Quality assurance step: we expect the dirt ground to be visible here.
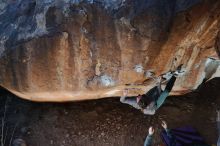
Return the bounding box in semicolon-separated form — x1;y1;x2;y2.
0;78;220;146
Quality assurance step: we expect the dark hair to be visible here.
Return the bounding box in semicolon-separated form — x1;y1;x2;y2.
137;94;152;109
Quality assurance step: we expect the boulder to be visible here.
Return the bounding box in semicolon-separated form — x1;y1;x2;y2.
0;0;220;101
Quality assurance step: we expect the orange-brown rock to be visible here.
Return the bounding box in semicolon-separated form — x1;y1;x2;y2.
0;0;220;101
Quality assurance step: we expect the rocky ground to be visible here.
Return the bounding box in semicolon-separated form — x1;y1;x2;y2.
0;78;220;146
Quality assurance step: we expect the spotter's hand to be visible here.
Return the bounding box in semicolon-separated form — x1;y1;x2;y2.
149;127;154;135
161;121;168;129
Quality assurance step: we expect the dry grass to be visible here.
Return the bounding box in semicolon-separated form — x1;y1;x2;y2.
0;97;17;146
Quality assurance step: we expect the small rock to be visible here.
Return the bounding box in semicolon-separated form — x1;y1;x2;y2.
101;132;105;136
20;127;28;134
12;139;27;146
65;134;70;138
64;109;68;115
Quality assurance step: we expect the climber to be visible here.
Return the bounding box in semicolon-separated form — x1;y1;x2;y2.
144;121;175;146
120;65;184;115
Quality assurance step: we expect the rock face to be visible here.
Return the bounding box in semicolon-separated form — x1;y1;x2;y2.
0;0;220;101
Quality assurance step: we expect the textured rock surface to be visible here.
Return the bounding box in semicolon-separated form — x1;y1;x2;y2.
0;0;220;101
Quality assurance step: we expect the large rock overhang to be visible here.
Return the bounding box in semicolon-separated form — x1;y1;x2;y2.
0;0;220;101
